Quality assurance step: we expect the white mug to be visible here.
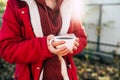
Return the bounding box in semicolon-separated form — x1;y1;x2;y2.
50;34;76;51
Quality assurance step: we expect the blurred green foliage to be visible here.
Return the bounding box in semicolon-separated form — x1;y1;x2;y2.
0;0;5;14
0;59;15;80
0;0;6;25
0;1;15;80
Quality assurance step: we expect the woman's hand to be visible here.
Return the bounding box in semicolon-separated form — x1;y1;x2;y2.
62;34;80;54
47;35;71;56
71;37;79;53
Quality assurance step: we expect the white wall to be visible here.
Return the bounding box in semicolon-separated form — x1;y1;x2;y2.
100;5;120;53
86;0;120;4
84;0;120;54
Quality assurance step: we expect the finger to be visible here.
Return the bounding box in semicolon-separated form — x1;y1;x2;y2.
52;41;65;47
70;50;73;54
74;41;79;47
52;46;66;55
58;48;70;56
73;46;78;51
53;46;69;55
61;52;70;56
47;35;55;41
76;37;79;42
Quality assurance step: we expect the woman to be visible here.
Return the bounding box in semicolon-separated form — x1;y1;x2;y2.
0;0;87;80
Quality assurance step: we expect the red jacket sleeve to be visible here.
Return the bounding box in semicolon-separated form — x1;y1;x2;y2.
68;20;87;56
0;0;53;64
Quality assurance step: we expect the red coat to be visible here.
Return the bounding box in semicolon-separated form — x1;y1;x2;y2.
0;0;87;80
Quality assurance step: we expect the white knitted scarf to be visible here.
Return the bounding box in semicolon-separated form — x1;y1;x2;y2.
21;0;72;80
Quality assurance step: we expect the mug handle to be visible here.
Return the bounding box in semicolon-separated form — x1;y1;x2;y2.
71;34;76;39
49;39;55;51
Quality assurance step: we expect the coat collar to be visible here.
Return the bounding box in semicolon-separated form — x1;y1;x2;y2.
21;0;72;36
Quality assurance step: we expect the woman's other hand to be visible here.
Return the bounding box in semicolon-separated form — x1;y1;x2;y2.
70;37;79;53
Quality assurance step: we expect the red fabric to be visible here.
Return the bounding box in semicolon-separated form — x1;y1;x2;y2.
36;0;62;36
43;56;63;80
0;0;87;80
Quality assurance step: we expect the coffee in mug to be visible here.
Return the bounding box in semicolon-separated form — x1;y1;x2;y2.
50;34;76;51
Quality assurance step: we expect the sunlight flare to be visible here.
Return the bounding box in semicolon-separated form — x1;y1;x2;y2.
71;0;86;21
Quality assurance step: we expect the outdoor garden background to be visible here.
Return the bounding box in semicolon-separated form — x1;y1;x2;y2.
0;0;120;80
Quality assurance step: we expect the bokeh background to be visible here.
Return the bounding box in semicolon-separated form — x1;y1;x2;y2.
0;0;120;80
